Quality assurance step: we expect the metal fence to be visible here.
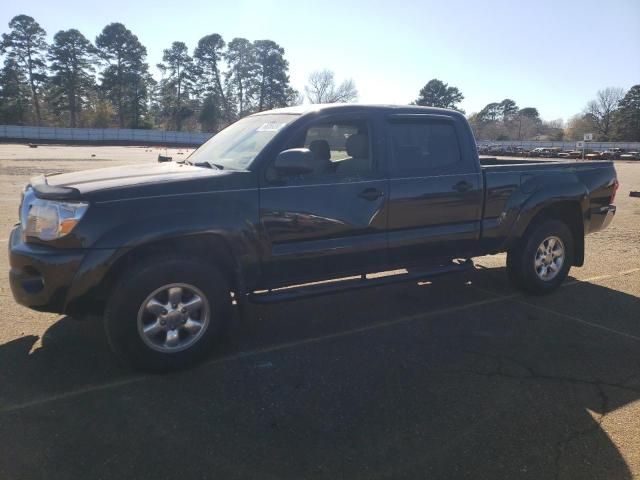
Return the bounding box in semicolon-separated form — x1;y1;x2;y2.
0;125;213;146
477;139;640;151
2;124;639;151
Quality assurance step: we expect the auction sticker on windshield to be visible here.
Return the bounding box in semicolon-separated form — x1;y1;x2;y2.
256;122;287;132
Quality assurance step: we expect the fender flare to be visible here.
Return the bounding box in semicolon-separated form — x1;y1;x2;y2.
64;223;262;312
503;181;589;251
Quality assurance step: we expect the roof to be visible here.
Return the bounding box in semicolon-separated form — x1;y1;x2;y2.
252;103;464;118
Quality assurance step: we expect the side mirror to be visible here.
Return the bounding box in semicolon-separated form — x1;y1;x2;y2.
274;148;315;175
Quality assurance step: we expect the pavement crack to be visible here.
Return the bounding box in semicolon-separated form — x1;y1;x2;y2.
439;350;633;480
427;349;640;395
462;349;537;378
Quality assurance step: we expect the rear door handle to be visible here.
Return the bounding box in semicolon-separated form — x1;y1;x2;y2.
358;188;384;201
453;181;473;192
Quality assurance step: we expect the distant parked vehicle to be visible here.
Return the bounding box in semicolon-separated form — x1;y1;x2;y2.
528;147;548;157
478;144;494;155
511;147;525;156
527;147;562;158
558;150;582;159
541;147;562;158
490;145;525;157
620;151;640;160
488;145;513;156
601;149;625;160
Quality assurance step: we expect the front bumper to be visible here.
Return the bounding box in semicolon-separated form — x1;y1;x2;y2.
8;226;85;313
589;204;616;233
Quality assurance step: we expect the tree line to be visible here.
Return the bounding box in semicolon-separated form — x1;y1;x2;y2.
413;78;640;142
1;14;638;141
0;15;306;132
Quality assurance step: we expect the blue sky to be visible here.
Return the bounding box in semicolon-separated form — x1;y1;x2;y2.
2;0;639;121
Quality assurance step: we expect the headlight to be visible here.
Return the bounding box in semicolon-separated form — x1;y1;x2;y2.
21;194;89;241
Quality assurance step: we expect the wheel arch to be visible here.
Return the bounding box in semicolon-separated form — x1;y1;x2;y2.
65;232;249;316
509;200;585;267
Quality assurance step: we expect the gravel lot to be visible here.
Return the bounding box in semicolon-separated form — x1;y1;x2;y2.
0;144;639;480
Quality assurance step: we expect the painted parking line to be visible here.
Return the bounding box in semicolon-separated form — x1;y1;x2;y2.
470;268;640;342
0;376;147;415
562;268;640;286
472;265;640;292
0;293;514;414
514;298;640;342
1;267;638;414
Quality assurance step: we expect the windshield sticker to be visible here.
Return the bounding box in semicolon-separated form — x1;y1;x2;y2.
257;122;286;132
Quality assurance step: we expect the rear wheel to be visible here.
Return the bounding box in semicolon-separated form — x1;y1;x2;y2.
506;219;574;294
104;255;232;372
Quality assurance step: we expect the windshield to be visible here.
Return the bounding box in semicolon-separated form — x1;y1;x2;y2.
187;114;299;170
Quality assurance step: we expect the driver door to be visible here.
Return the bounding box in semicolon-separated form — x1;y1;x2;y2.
259;114;389;287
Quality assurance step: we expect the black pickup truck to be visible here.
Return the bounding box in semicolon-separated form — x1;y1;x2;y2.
9;104;618;371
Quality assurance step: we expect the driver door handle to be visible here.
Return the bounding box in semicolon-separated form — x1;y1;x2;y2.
358;187;384;201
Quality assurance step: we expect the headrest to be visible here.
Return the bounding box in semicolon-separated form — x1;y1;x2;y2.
346;134;369;158
308;139;331;161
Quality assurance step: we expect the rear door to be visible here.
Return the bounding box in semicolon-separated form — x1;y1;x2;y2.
386;114;483;265
259;113;388;286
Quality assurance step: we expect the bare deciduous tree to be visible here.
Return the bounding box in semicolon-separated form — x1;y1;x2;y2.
565;113;598;141
586;87;625;140
305;69;358;104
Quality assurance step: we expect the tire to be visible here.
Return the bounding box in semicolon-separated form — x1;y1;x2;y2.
506;218;574;295
104;255;232;372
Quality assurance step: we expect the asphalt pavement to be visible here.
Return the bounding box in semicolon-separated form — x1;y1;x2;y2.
0;146;638;479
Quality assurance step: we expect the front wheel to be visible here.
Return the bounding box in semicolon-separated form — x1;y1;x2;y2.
104;255;232;372
506;219;574;294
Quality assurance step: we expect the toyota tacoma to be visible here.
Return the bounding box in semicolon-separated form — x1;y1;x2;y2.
9;104;618;371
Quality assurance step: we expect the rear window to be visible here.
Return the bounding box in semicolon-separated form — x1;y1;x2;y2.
389;121;462;175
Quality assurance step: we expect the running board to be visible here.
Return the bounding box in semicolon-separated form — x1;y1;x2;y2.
248;260;474;304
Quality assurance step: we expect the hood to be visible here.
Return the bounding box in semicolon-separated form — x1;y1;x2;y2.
45;162;227;193
30;162;242;200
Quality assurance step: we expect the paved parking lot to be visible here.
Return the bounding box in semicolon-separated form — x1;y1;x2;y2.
0;145;639;479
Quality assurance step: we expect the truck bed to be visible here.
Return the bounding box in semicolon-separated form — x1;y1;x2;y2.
477;156;617;255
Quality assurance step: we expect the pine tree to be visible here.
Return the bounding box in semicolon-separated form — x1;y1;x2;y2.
414;79;464;112
0;57;31;124
47;29;96;127
193;33;229;129
613;85;640;141
1;15;48;124
96;23;151;128
224;38;257;117
157;41;195;130
253;40;293;111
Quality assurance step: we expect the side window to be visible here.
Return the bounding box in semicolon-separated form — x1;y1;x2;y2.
389;121;462;175
267;119;373;183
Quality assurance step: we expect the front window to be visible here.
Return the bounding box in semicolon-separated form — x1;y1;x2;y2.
265;118;373;183
188;114;298;170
